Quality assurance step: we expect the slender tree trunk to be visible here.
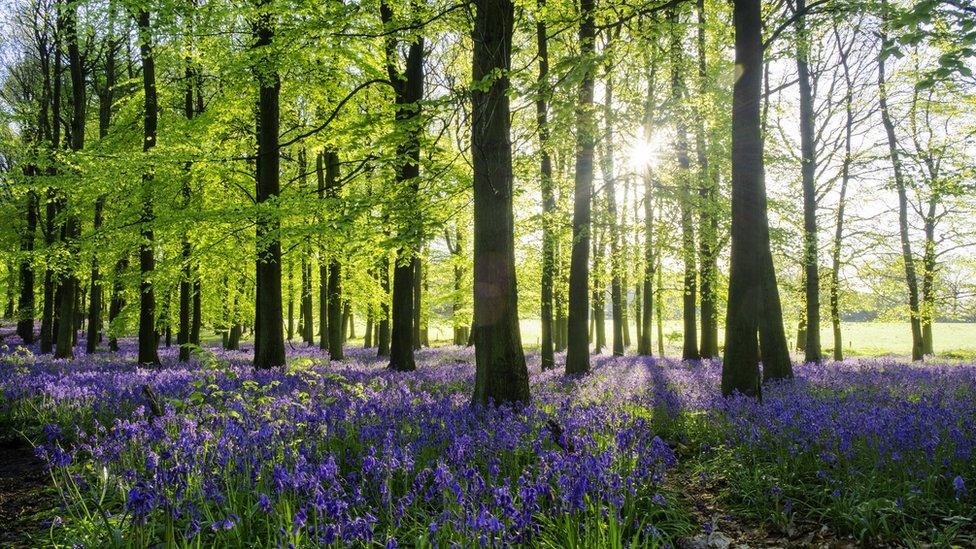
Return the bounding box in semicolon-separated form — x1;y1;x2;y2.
135;8;160;365
565;0;596;375
921;198;937;355
383;2;423;372
86;32;117;354
602;39;624;357
17;191;38;344
878;0;923;361
364;299;374;348
695;0;719;358
412;256;422;349
669;8;699;361
178;56;196;362
322;148;344;360
286;257;294;340
252;1;286;369
56;0;85;359
86;198;104;353
377;255;391;356
315;151;329;351
536;1;556;369
638;40;658;357
471;0;529;406
108;257;127;351
795;0;821;363
722;0;793;396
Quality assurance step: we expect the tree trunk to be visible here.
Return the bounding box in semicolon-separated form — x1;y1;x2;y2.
316;151;329;351
828;23;852;361
252;1;286;369
86;198;104;353
921;199;937;355
287;257;294;340
377;255;391;356
471;0;530;406
722;0;793;397
564;0;595;374
108;258;127;352
17;191;38;344
383;2;423;372
795;0;821;363
638;38;658;357
56;0;86;360
695;0;719;358
364;302;374;348
178;46;197;362
536;0;556;369
136;8;160;365
670;8;699;361
602;38;624;357
878;0;923;361
412;256;422;350
324;149;344;360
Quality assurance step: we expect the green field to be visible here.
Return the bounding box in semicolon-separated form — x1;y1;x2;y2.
416;320;976;359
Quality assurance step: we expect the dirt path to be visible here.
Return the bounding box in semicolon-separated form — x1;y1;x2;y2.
670;461;859;549
0;438;55;547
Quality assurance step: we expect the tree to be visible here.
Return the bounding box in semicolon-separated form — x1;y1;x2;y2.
471;0;530;406
535;0;556;370
252;0;286;369
877;0;923;361
669;6;699;361
722;0;793;397
565;0;596;376
383;0;424;372
135;5;160;366
794;0;822;363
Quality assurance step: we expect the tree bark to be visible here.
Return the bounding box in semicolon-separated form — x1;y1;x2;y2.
638;34;658;357
795;0;821;363
877;0;923;361
695;0;719;358
178;52;196;362
602;30;624;357
377;255;391;355
565;0;596;375
471;0;530;406
722;0;793;397
56;0;85;359
252;0;286;369
536;0;556;369
16;190;38;344
383;1;423;372
323;149;344;360
669;7;700;361
135;8;160;365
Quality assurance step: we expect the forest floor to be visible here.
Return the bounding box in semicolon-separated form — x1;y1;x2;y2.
1;326;973;547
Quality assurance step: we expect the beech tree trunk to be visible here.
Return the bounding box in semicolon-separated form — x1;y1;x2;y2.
565;0;596;375
252;0;286;369
56;0;85;360
602;35;624;357
670;8;700;361
695;0;719;358
135;8;161;365
722;0;793;397
536;0;555;369
878;0;923;361
16;191;37;344
377;255;391;356
383;0;423;372
796;0;821;363
324;149;344;360
471;0;530;406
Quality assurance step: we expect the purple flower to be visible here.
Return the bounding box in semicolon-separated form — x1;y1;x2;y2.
953;475;966;499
